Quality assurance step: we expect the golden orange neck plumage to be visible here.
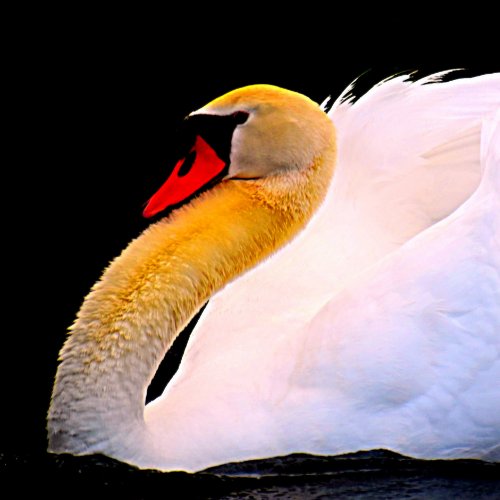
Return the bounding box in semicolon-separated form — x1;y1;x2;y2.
48;148;335;458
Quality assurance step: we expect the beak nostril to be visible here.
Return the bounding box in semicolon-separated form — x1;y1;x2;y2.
178;150;197;178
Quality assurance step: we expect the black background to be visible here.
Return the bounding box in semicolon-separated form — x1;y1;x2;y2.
5;9;499;461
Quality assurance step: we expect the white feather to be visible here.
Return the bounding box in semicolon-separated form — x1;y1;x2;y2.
143;74;500;470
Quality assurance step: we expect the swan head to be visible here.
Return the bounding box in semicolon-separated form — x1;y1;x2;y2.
144;84;335;218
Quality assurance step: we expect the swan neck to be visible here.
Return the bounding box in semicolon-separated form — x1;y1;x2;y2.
47;154;334;461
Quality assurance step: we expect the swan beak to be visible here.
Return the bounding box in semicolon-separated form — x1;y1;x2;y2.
143;135;226;218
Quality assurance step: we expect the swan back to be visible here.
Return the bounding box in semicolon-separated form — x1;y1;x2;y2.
153;73;500;468
296;106;500;460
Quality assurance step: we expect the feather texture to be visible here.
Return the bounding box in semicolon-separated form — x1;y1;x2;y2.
49;74;500;471
151;73;500;468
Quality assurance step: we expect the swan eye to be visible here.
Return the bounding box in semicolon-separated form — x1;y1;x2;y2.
232;111;249;125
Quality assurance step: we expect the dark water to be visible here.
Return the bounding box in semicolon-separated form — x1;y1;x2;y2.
2;450;499;499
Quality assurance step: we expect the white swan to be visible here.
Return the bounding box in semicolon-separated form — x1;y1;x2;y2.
48;73;500;472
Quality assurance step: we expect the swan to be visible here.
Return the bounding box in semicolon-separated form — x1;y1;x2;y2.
48;73;500;472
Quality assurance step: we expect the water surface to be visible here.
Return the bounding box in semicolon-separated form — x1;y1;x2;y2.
3;449;499;499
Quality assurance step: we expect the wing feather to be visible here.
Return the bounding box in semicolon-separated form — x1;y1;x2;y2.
298;109;500;457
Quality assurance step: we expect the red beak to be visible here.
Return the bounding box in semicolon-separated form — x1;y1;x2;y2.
143;135;226;218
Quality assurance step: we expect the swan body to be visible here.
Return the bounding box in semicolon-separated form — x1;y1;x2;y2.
49;74;500;471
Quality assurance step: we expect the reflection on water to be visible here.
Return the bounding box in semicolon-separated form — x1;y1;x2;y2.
3;450;500;499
